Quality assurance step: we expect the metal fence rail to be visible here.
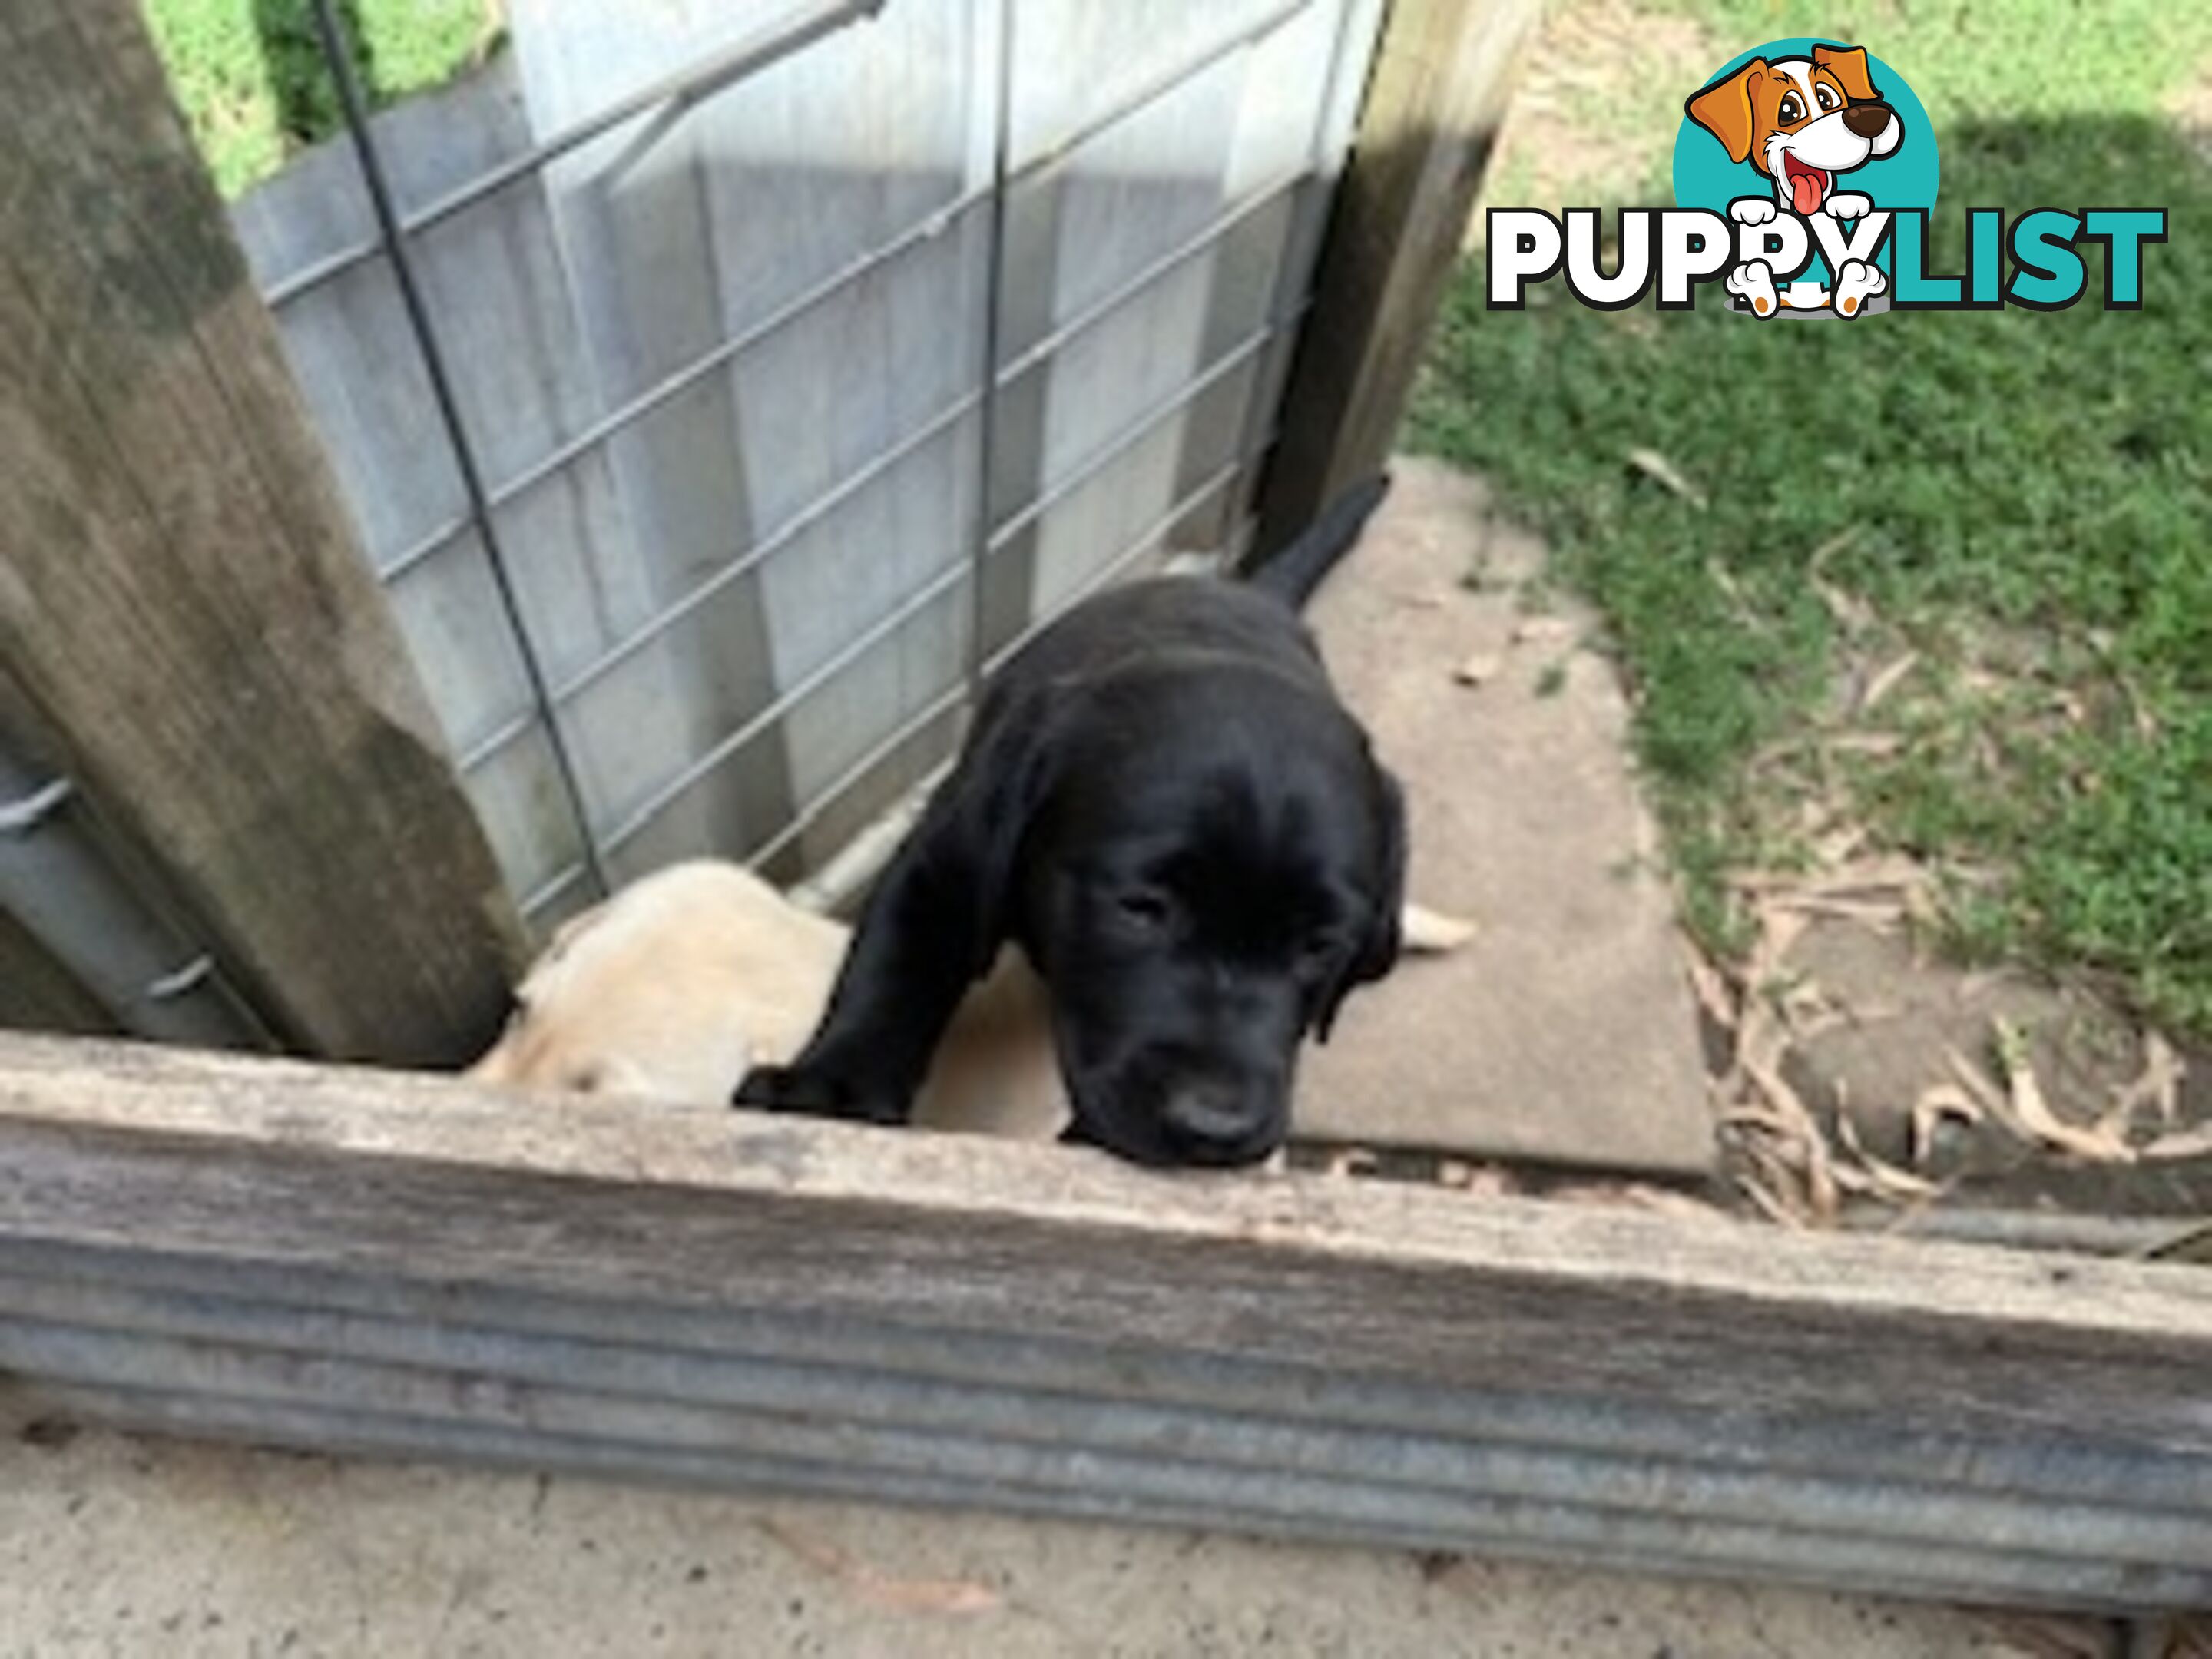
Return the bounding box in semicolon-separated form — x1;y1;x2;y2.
0;735;270;1049
264;0;888;310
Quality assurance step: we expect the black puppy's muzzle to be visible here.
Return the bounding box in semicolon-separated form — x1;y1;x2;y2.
1061;1043;1289;1167
1060;1109;1283;1168
1158;1075;1280;1163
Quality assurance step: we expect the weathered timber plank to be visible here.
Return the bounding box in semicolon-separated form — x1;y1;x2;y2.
0;0;525;1063
2;1033;2210;1609
0;1036;2207;1439
1250;0;1539;556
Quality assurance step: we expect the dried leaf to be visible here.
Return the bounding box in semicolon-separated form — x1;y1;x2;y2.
1625;446;1707;508
1733;1163;1806;1228
1763;892;1908;926
1682;946;1739;1031
1451;651;1504;687
1835;1112;1943;1199
1813;578;1874;634
1743;903;1810;984
1823;730;1905;758
2141;1127;2212;1161
1741;1052;1836;1220
1810;824;1870;867
757;1521;1002;1615
1739;856;1929;903
1510;616;1575;646
1857;651;1921;714
1704;555;1750;614
1943;1046;2012;1121
1824;1160;1879;1197
1719;1105;1796;1135
1733;997;1788;1082
1813;855;1934;896
1806;528;1860;573
1843;998;1906;1025
2101;1031;2187;1136
1993;1017;2134;1163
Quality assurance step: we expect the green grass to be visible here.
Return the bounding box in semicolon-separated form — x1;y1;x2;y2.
1677;0;2212;124
144;0;498;197
1415;5;2212;1035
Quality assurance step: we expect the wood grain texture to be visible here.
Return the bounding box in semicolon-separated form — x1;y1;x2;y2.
0;1033;2208;1609
0;0;527;1063
1250;0;1539;556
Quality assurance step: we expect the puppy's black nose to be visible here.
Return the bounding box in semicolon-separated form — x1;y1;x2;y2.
1160;1079;1280;1164
1842;101;1892;139
1161;1081;1250;1144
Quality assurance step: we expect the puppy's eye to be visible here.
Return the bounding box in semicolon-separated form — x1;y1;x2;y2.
1816;84;1839;111
1115;889;1173;933
1778;93;1803;124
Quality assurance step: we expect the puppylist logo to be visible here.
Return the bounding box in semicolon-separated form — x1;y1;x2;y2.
1488;39;2167;317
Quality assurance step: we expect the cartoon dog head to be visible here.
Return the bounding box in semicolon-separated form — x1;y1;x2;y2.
1686;45;1902;216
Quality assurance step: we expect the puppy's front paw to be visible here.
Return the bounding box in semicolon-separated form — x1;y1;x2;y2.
1725;259;1779;316
1728;197;1777;227
733;1061;903;1124
1826;192;1873;220
1833;258;1887;316
737;1061;827;1112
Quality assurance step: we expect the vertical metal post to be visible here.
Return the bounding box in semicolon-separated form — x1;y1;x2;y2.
964;0;1017;704
306;0;611;901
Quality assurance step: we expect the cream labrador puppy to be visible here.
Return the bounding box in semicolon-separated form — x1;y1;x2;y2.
469;859;1472;1143
469;860;1065;1138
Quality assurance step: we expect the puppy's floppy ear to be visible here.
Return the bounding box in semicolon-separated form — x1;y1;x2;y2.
1315;767;1407;1043
1811;43;1877;102
926;681;1062;979
1685;59;1766;165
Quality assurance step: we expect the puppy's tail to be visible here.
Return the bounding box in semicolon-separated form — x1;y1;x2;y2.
1240;471;1392;611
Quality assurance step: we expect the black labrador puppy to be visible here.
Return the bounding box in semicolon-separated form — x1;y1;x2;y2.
736;478;1401;1166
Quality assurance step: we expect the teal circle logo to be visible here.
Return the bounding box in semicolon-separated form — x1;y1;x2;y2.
1673;40;1937;316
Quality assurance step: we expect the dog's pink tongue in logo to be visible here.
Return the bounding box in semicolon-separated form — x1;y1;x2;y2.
1783;155;1827;215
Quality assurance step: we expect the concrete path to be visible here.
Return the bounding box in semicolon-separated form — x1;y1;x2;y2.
0;1393;2068;1658
1299;459;1714;1174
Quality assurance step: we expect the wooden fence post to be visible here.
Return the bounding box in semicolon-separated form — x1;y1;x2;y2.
0;0;527;1065
1252;0;1538;557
